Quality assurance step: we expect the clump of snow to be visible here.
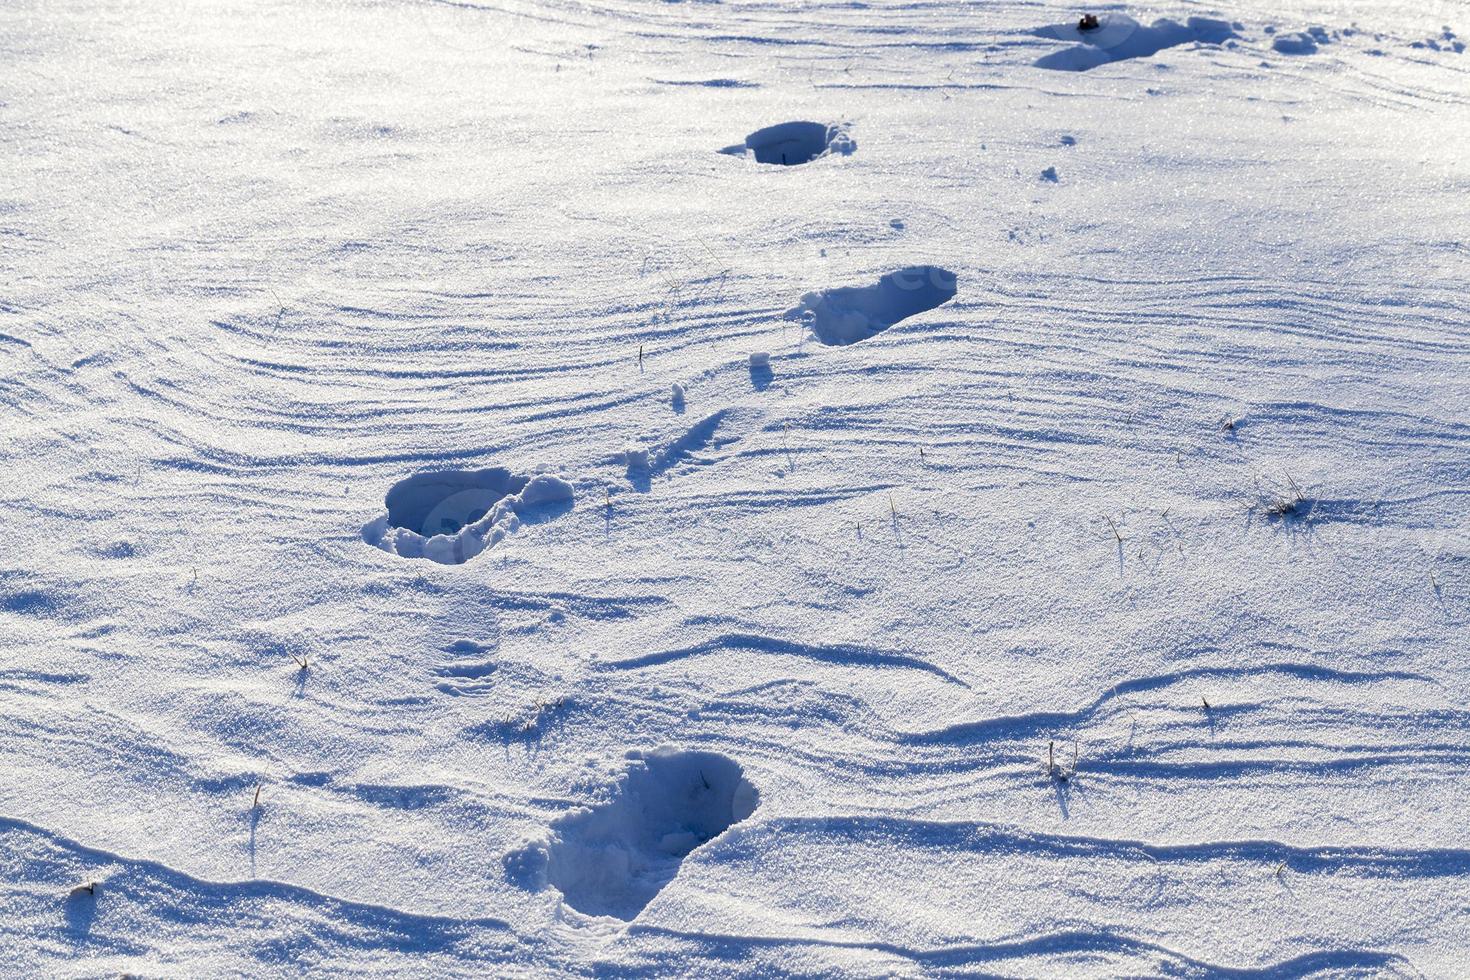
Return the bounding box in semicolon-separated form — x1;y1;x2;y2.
786;266;958;346
720;121;855;165
1033;14;1236;71
1273;27;1332;54
361;468;573;565
1409;27;1464;52
670;382;686;407
506;747;759;920
748;351;770;368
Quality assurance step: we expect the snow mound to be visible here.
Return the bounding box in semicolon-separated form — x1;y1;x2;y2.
361;467;573;565
506;748;759;920
720;121;855;166
1033;14;1236;71
1273;27;1332;55
786;265;958;346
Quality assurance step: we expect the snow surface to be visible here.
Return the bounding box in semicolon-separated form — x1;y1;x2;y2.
2;0;1469;975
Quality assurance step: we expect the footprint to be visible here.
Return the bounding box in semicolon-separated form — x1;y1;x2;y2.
621;409;757;489
1410;27;1464;53
361;467;573;565
504;748;759;919
1032;14;1236;71
432;639;498;696
785;265;957;346
719;121;855;166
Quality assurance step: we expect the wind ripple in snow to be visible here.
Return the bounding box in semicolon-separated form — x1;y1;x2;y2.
599;632;970;687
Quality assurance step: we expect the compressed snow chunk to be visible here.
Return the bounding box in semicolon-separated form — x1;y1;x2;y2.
502;841;549;888
517;474;575;508
827;128;857;156
1272;31;1320;54
748;351;771;368
624;447;651;470
670;382;685;406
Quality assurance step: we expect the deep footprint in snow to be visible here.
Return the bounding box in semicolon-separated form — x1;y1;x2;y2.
504;748;759;920
361;467;573;565
786;265;958;346
719;121;855;165
1032;14;1236;70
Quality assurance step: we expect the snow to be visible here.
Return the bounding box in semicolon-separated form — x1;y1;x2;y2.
2;0;1469;974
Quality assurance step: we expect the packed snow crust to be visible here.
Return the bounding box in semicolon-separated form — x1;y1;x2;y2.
2;0;1469;975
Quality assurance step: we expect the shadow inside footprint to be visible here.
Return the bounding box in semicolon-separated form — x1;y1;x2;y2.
386;468;527;538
